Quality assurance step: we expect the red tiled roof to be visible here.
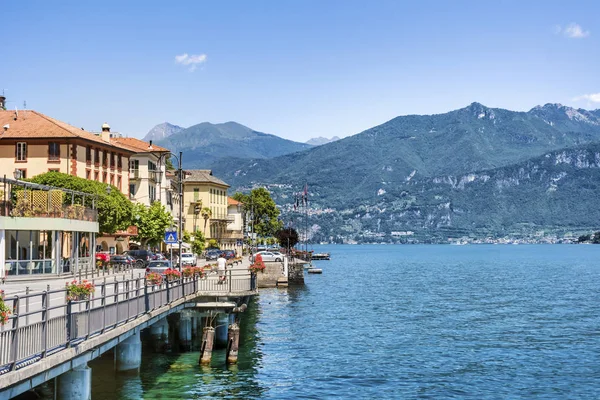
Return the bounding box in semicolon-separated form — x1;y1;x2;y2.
0;110;135;152
110;137;170;153
228;197;242;205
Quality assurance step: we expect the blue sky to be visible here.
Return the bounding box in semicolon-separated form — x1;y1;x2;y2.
2;0;599;141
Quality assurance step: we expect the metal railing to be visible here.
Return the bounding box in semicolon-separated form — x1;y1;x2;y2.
0;270;257;374
0;177;98;222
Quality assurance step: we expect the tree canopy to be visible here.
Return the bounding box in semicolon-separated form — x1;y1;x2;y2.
28;172;134;234
132;202;173;247
232;187;282;237
276;227;299;249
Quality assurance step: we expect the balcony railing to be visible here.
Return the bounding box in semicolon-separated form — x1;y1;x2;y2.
129;169;140;180
0;177;98;222
210;213;234;222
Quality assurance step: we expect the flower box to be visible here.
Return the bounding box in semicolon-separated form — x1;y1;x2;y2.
66;280;95;301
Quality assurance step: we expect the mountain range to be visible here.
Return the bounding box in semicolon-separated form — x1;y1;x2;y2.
204;102;600;242
149;121;312;168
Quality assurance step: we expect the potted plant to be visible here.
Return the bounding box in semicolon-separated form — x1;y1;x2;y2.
164;268;182;282
248;259;266;274
0;290;11;325
146;272;162;285
66;280;95;301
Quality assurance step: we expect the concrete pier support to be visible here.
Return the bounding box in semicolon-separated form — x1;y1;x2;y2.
199;327;215;365
116;331;142;372
215;314;229;348
178;312;193;351
226;323;240;364
57;363;91;400
149;318;169;352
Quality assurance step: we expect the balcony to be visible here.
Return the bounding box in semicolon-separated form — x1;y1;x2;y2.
129;169;140;180
0;177;98;222
210;213;234;222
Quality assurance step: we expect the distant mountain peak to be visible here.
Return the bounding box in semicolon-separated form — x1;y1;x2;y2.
143;122;184;142
306;136;341;146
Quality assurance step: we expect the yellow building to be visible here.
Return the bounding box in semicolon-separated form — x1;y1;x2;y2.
182;170;235;249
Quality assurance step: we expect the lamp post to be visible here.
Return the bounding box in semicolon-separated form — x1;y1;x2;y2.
156;151;184;270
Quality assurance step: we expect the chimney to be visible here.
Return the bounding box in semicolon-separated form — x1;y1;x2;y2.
148;140;153;150
101;122;111;142
0;95;5;110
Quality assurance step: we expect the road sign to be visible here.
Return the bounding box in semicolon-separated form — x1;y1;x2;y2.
164;231;178;244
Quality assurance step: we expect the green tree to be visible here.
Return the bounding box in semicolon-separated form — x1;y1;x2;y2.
200;207;212;233
132;202;173;247
207;239;219;249
192;231;206;255
28;172;133;234
183;231;192;243
276;227;299;249
233;187;283;237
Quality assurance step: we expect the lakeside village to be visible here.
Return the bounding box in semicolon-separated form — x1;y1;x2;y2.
0;96;285;280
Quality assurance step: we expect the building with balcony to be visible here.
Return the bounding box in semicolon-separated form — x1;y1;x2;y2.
226;197;244;255
182;170;234;249
0;177;99;279
0;110;134;194
109;137;170;207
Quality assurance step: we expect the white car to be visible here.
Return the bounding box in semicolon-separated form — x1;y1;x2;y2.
252;251;283;262
180;253;197;267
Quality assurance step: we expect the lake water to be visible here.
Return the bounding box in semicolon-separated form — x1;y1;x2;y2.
87;245;600;399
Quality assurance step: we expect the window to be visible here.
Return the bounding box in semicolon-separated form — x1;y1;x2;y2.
110;152;115;169
129;160;139;171
94;148;99;166
94;171;99;181
110;174;114;186
117;155;122;170
129;184;136;197
86;146;92;165
48;142;60;161
167;191;172;207
194;188;200;201
102;151;108;167
149;185;156;203
16;142;27;161
86;169;91;180
103;172;107;183
49;168;60;173
117;176;122;191
15;169;27;179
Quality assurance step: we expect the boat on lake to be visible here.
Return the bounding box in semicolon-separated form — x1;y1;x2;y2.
311;253;331;260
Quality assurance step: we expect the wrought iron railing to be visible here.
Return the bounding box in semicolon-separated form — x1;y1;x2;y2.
0;270;257;374
0;177;98;222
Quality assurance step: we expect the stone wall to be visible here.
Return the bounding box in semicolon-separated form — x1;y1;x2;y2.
256;262;284;288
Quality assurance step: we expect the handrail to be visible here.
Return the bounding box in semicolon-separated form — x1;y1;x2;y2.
0;272;256;374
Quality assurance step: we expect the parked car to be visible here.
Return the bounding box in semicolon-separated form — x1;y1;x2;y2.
221;249;236;260
110;255;131;267
145;260;174;275
152;253;167;261
180;252;197;267
205;249;221;261
251;251;283;262
126;250;155;268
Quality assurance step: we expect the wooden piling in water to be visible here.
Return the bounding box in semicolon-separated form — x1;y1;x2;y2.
199;327;215;365
226;323;240;364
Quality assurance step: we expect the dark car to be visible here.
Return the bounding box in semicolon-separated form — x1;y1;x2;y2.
205;249;221;261
221;250;236;260
126;250;155;268
110;255;131;267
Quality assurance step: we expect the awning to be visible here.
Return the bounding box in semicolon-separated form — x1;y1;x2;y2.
167;242;191;250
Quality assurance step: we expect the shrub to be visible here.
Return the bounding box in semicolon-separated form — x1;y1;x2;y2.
0;290;10;325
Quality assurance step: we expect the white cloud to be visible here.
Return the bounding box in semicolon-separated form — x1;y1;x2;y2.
174;53;207;72
573;93;600;103
556;23;590;39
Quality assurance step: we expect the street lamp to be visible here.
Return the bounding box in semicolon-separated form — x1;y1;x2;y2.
155;151;184;270
105;184;111;195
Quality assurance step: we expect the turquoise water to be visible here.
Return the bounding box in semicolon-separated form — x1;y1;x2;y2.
88;245;600;399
